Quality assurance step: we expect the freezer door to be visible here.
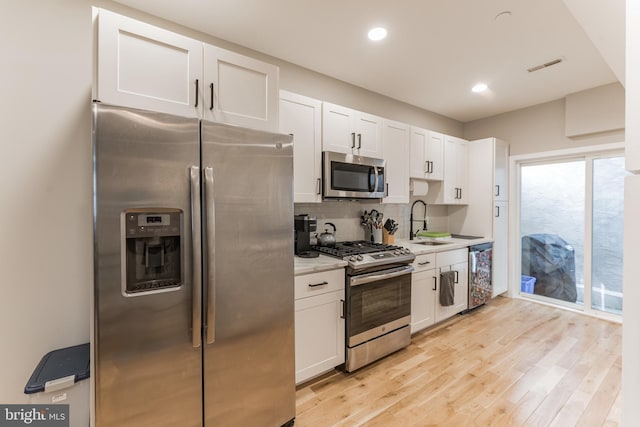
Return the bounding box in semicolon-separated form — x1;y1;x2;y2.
201;121;295;426
93;104;202;427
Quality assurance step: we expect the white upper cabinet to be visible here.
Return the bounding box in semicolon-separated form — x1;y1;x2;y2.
203;45;279;132
494;139;509;201
95;9;279;131
410;127;444;181
322;102;383;158
430;135;468;204
279;91;322;203
382;119;410;204
96;9;202;117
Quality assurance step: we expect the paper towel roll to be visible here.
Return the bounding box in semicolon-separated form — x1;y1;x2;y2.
411;180;429;196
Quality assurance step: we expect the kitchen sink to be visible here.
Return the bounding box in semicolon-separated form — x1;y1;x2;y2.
412;241;449;246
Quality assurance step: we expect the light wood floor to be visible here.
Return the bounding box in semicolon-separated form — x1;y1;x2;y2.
295;297;621;427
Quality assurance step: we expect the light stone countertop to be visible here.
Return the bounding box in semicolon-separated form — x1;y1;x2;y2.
294;254;348;276
294;237;492;275
395;237;493;256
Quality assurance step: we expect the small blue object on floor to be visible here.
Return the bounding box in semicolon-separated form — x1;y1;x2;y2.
521;275;537;293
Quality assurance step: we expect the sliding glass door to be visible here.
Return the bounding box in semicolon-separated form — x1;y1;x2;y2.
591;156;627;314
518;153;627;317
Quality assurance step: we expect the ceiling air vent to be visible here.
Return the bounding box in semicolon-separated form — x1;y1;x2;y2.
527;58;564;73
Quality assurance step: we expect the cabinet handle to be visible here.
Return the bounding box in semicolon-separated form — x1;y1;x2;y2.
454;270;459;284
495;184;500;197
429;161;434;174
357;133;362;149
308;281;328;287
418;260;431;266
495;205;500;217
432;276;437;291
194;79;199;108
385;183;389;197
351;132;356;149
209;83;214;111
340;299;345;319
316;178;322;195
425;161;429;174
459;188;462;200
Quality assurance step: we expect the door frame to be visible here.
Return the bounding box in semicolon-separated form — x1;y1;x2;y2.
508;142;624;322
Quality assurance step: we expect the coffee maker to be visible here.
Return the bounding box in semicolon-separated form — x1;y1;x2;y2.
294;214;319;258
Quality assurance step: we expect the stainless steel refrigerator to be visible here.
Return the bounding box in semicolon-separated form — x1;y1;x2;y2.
92;103;295;427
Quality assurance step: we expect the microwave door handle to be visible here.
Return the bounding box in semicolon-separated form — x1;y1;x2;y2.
371;166;379;192
190;166;202;348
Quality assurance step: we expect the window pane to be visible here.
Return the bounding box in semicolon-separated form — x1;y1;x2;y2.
520;161;585;306
592;157;628;314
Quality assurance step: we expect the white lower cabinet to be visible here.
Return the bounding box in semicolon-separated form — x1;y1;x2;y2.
294;268;345;384
411;253;436;333
411;249;469;334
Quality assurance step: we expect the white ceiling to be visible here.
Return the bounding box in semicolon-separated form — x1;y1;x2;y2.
113;0;620;123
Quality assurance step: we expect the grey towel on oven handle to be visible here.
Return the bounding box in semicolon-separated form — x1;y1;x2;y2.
440;270;455;306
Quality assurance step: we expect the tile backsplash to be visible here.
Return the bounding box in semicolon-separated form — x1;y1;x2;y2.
295;196;450;242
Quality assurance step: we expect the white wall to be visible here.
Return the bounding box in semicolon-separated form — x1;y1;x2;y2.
463;84;625;154
0;0;93;403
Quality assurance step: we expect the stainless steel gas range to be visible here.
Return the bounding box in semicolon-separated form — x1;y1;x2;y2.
313;241;415;372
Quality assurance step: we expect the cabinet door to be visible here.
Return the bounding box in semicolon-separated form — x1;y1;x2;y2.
456;139;469;204
294;290;345;384
382;120;410;204
494;139;509;201
426;131;444;181
410;127;428;179
322;102;356;154
452;261;469;313
280;91;322;203
443;137;458;204
493;201;509;296
411;269;437;333
203;45;279;131
435;262;469;322
356;112;383;158
96;9;202;117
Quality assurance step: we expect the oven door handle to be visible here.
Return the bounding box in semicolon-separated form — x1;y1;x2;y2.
349;265;414;287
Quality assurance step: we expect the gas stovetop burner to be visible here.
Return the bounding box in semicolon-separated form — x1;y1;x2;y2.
312;240;415;271
312;240;400;257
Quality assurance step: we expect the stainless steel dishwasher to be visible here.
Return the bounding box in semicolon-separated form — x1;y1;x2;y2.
468;242;493;309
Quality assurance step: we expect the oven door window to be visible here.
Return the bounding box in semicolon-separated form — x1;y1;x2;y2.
348;273;411;337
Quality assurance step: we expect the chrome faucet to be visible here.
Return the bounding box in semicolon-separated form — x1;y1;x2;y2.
409;200;427;240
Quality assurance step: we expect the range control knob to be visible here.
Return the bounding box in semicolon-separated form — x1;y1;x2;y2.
403;248;412;254
394;250;402;255
349;256;357;262
356;254;364;261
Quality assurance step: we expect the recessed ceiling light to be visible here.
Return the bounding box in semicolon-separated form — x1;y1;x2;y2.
368;27;387;41
472;83;488;93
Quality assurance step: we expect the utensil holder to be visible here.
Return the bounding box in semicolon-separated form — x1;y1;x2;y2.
383;229;394;244
372;228;383;244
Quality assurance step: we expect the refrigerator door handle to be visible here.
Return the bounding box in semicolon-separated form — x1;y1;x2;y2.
190;166;202;348
204;166;216;345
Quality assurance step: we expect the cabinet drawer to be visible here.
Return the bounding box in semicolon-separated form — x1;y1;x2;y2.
436;248;468;267
412;253;436;272
295;268;345;300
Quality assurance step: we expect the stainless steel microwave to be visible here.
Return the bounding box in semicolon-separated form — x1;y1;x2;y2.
322;151;386;199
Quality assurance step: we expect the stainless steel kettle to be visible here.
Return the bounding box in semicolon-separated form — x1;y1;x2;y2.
316;222;337;247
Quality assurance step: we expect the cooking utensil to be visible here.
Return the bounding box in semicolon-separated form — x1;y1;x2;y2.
316;222;337;247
